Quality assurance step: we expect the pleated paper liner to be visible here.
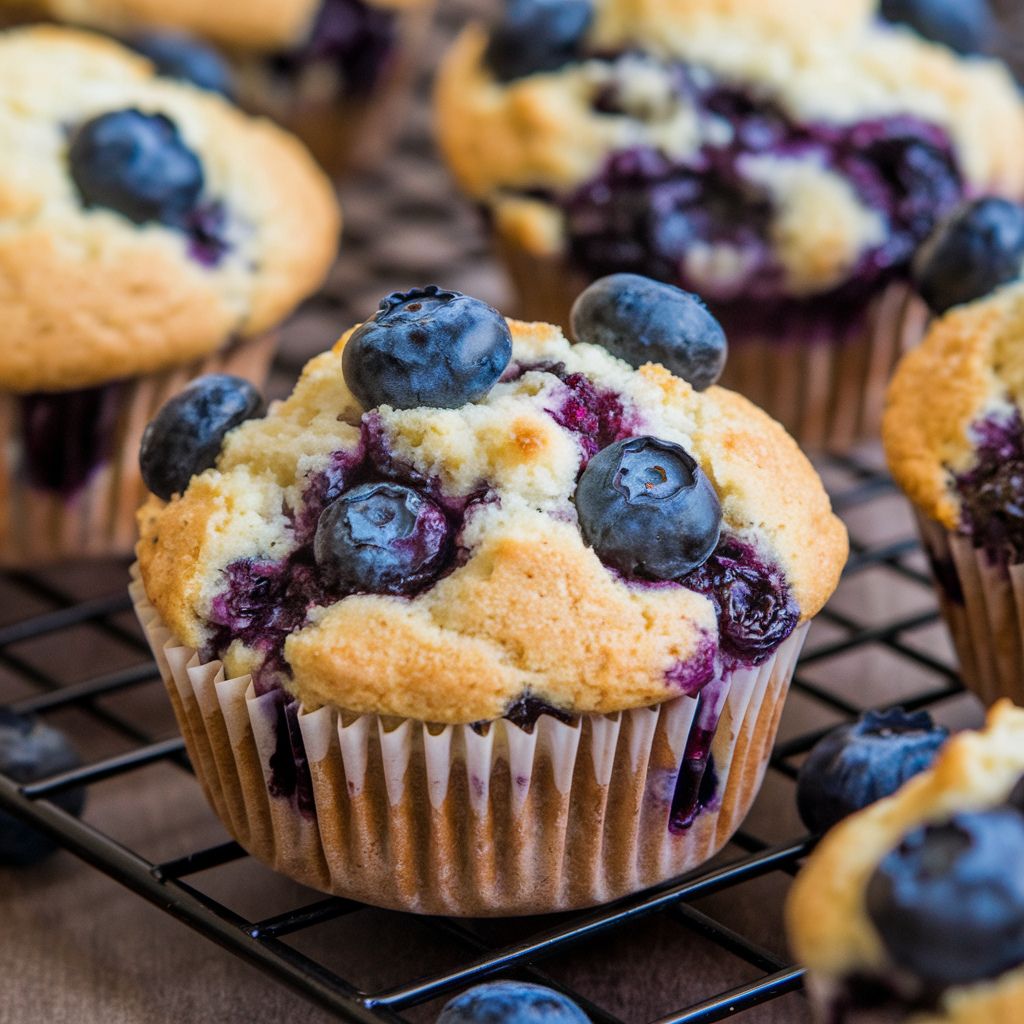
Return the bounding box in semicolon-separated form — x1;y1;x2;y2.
132;565;808;916
0;331;277;568
916;512;1024;708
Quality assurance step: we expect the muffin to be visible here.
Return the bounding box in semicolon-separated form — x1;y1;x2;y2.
884;282;1024;707
4;0;434;177
131;278;847;916
788;700;1024;1023
435;0;1024;450
0;26;340;565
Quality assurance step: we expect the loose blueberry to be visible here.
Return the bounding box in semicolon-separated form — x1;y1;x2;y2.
314;482;451;595
0;709;86;867
866;810;1024;986
68;109;204;226
880;0;992;55
571;274;728;391
796;708;948;834
129;33;234;96
437;982;590;1024
912;198;1024;314
575;436;721;581
139;374;264;501
484;0;594;82
342;287;512;411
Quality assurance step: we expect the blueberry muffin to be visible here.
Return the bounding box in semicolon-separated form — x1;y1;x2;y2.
435;0;1024;450
4;0;434;176
132;278;847;915
788;700;1024;1023
884;281;1024;707
0;26;340;564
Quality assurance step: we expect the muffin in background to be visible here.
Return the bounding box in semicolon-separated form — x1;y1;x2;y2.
0;26;340;565
436;0;1024;451
788;701;1024;1023
132;280;847;916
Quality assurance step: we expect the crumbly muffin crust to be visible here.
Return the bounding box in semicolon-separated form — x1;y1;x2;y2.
137;317;847;724
787;701;1024;1024
0;26;340;393
883;283;1024;530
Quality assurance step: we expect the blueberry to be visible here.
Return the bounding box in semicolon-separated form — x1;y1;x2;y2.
437;982;590;1024
912;197;1024;315
570;274;728;392
575;436;721;581
139;374;264;501
314;482;451;595
342;287;512;411
796;708;948;834
484;0;593;81
0;708;85;867
866;810;1024;986
880;0;992;55
68;109;204;226
129;33;234;97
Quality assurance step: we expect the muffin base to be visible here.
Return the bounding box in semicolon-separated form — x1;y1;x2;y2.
131;569;808;916
0;332;277;567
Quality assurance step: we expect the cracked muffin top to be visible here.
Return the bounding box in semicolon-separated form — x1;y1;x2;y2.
0;26;340;393
136;279;847;724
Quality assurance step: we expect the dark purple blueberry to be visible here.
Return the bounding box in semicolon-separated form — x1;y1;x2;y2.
1007;773;1024;813
796;709;948;834
139;374;264;501
484;0;594;82
912;198;1024;314
437;982;590;1024
68;109;204;226
575;436;721;581
570;274;727;391
129;32;234;96
342;287;513;411
866;810;1024;986
0;708;85;867
502;695;572;732
314;482;450;594
880;0;992;55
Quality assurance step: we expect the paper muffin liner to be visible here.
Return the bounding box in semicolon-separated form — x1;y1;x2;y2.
131;566;807;916
0;332;276;568
915;512;1024;707
497;237;929;453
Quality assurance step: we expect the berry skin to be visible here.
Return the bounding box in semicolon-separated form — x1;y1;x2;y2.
0;709;86;867
314;482;451;595
68;109;204;226
571;274;728;392
130;33;234;97
139;375;264;501
437;982;590;1024
912;198;1024;314
342;287;512;411
880;0;992;56
484;0;594;82
866;810;1024;986
796;708;948;834
575;436;721;581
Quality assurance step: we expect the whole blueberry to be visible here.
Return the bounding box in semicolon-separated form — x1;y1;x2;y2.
866;810;1024;986
575;436;721;581
484;0;594;82
139;374;264;501
796;708;948;834
68;109;204;225
571;274;728;392
0;709;85;867
913;198;1024;314
880;0;992;55
437;982;590;1024
342;287;513;411
130;33;234;97
314;482;451;595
